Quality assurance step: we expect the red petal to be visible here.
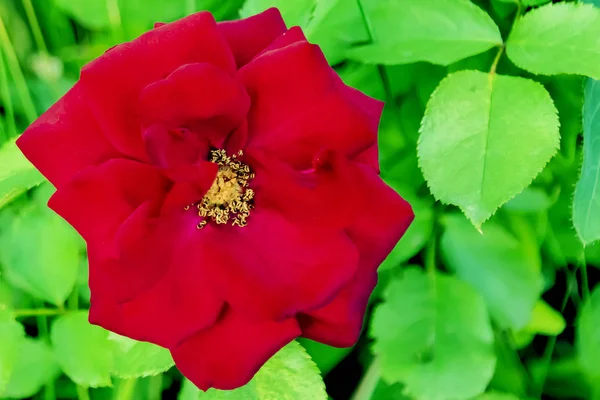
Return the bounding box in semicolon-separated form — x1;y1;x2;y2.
138;63;249;134
48;159;169;246
171;308;300;390
299;166;413;346
199;208;359;321
240;41;380;170
218;8;287;68
16;84;119;188
88;216;224;348
79;12;236;160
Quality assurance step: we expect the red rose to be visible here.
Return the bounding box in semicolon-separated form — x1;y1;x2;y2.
17;8;413;390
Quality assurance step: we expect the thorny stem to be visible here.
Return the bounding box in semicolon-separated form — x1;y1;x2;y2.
356;0;393;103
76;385;91;400
114;379;137;400
350;358;381;400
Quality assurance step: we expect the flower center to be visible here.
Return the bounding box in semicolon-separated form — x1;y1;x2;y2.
190;149;255;229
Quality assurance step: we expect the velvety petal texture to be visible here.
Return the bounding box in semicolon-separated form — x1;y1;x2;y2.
16;7;413;392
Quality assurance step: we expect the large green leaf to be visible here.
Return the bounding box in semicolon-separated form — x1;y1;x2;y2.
347;0;502;66
577;285;600;384
418;70;559;226
51;312;113;388
240;0;316;28
3;338;60;398
0;309;24;394
573;78;600;245
441;215;543;330
371;268;496;400
0;200;82;306
109;333;174;379
473;393;520;400
507;3;600;79
305;0;369;65
0;139;44;209
180;341;327;399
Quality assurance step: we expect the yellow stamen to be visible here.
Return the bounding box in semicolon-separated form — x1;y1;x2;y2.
190;149;255;229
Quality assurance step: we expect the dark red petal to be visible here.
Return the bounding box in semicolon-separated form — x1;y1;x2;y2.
172;308;300;390
161;162;219;213
299;165;413;346
48;159;169;246
138;63;250;133
247;149;364;230
88;217;224;348
16;84;119;188
218;8;287;68
199;208;359;321
240;41;380;170
80;12;236;160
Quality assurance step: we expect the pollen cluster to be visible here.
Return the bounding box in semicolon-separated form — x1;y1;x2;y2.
189;149;255;229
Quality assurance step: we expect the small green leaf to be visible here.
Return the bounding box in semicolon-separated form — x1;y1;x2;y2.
347;0;502;66
504;188;552;213
182;341;327;399
371;268;496;400
523;301;566;336
507;3;600;79
573;78;600;245
51;312;113;388
3;338;60;398
0;200;82;306
297;339;350;376
441;215;544;330
0;139;44;209
0;309;24;394
418;70;559;226
54;0;111;30
240;0;316;28
577;285;600;383
109;333;174;379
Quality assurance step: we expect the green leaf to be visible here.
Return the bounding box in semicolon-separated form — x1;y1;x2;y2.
51;311;113;388
346;0;502;66
0;200;82;306
182;341;327;399
305;0;369;65
3;338;60;398
0;309;24;394
0;139;44;209
240;0;316;28
523;300;566;336
371;268;496;400
441;215;543;330
573;78;600;245
297;339;350;376
109;333;174;379
473;392;521;400
506;3;600;79
577;285;600;382
418;70;559;226
54;0;111;30
504;188;552;213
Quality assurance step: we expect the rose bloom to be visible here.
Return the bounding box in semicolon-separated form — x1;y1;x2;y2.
18;8;413;390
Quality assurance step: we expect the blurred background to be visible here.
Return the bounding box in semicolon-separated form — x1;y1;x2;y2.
1;0;600;399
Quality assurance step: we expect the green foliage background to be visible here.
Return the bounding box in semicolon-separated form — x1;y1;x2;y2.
1;0;600;399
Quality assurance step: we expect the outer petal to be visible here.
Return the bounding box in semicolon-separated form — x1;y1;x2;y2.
218;8;287;68
88;213;224;348
299;165;414;346
80;12;236;159
199;207;358;321
48;159;169;247
171;308;300;391
16;83;119;188
240;41;379;170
